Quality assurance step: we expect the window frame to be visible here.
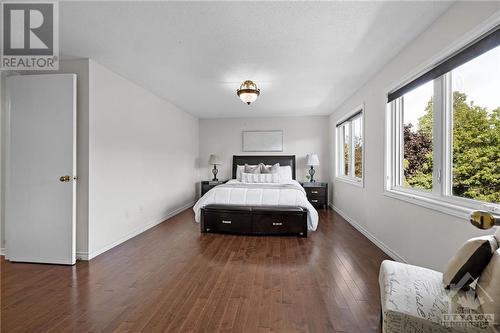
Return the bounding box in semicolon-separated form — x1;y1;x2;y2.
335;105;365;187
385;53;500;219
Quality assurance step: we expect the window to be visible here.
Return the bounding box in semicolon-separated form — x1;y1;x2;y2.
450;48;500;203
386;26;499;215
340;123;350;176
401;81;434;191
336;106;364;185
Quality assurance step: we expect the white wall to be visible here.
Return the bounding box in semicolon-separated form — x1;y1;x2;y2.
199;116;330;184
329;2;499;270
87;61;199;258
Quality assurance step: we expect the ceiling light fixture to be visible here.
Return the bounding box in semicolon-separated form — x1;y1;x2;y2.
237;80;260;105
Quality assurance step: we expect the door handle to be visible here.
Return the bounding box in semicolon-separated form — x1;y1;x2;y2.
59;175;71;182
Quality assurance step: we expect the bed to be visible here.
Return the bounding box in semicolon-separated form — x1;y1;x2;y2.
192;155;318;237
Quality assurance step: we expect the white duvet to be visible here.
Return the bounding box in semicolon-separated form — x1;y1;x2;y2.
193;179;318;231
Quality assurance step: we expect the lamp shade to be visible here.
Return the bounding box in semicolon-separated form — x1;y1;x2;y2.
306;154;320;166
209;154;222;165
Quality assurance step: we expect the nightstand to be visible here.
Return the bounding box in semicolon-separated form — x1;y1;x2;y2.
300;182;328;209
201;180;227;197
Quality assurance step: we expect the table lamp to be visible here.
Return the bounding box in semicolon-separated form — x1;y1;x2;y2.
209;154;222;181
306;154;320;182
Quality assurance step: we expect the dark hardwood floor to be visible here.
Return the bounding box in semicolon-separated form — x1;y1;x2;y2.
1;208;390;333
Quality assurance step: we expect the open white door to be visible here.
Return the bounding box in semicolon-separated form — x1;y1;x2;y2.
5;74;77;265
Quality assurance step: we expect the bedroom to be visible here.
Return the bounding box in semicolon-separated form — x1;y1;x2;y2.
0;1;499;332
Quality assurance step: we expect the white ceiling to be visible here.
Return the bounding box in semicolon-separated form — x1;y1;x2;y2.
60;1;453;118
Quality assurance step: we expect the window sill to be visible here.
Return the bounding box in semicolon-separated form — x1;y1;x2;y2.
335;176;364;188
383;188;472;220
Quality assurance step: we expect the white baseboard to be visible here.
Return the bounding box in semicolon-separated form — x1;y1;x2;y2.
0;247;4;256
329;202;407;263
76;201;195;261
76;251;89;261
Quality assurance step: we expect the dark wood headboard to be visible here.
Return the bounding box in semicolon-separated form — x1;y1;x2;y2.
232;155;296;180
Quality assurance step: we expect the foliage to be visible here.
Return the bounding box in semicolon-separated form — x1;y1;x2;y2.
344;143;349;175
451;92;499;202
354;137;363;178
403;91;499;203
343;136;363;178
403;98;433;190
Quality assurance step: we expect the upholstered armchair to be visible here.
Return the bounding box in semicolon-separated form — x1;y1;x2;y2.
379;227;499;333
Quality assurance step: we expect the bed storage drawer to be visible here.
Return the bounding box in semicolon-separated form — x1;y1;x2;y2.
201;205;307;237
252;210;306;236
201;207;252;234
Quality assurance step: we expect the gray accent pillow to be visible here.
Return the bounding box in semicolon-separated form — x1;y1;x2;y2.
442;235;498;290
244;164;260;174
260;163;280;174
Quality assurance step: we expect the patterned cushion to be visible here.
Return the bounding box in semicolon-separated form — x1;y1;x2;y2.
379;260;492;333
443;236;498;290
477;249;500;329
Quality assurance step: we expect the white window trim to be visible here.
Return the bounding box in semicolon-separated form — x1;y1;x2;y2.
384;22;500;219
335;104;365;188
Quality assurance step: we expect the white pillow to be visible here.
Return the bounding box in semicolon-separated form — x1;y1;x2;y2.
278;165;293;180
241;172;280;183
237;164;292;181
